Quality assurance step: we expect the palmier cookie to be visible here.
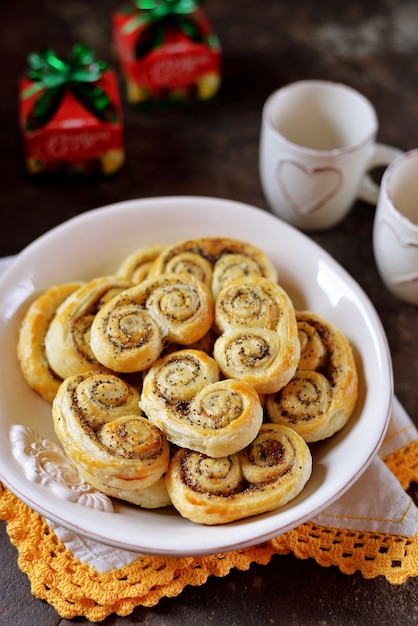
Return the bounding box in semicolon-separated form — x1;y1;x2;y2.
44;276;133;380
90;273;214;373
140;349;264;458
17;282;84;402
150;236;278;298
115;244;166;284
213;276;300;394
165;423;312;525
265;311;359;442
52;370;170;507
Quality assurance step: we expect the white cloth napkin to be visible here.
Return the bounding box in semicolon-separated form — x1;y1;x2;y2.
1;256;417;572
311;395;418;536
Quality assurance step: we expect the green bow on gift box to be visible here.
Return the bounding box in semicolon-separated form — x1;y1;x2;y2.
122;0;216;58
23;44;118;131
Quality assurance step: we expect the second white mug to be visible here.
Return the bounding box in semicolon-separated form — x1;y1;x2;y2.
373;149;418;306
259;80;402;231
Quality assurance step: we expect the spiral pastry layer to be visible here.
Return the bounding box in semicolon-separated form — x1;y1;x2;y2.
162;251;213;289
150;237;278;298
52;371;170;505
213;276;300;394
140;349;263;457
165;423;312;525
44;276;132;380
116;244;166;284
297;319;328;371
215;275;290;331
265;310;359;442
90;273;214;373
17;282;83;402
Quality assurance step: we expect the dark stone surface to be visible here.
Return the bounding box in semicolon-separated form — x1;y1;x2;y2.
1;1;418;624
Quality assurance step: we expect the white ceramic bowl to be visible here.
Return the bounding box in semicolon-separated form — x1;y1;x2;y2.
0;196;392;556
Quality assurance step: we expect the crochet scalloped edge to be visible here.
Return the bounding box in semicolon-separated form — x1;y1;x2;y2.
382;439;418;490
1;439;417;622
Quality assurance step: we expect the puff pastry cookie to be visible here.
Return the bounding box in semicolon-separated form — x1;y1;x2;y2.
154;249;213;289
165;423;312;525
213;276;300;394
17;282;84;402
140;349;264;457
116;244;166;284
44;276;132;380
150;237;278;297
265;311;358;442
52;371;170;506
90;273;214;373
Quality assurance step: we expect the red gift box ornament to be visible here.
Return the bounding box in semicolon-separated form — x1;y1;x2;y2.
113;0;221;105
19;44;125;175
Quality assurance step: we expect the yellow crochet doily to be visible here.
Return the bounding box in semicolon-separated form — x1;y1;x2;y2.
1;440;418;623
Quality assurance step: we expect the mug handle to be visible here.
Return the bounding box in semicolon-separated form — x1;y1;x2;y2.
357;143;403;204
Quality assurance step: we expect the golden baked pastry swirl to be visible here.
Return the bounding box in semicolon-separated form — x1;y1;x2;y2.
142;348;220;404
159;251;213;289
213;276;300;394
265;310;359;442
188;379;264;456
17;281;83;402
150;237;278;297
140;349;264;457
90;273;214;372
52;371;170;506
44;276;132;380
297;318;328;371
116;244;166;284
165;423;312;525
215;275;289;331
211;252;275;299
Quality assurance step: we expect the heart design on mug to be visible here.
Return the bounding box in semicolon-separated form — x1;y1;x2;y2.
376;219;418;285
276;160;342;215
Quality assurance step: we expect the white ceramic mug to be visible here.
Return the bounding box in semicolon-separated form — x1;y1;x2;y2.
259;80;402;231
373;149;418;305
